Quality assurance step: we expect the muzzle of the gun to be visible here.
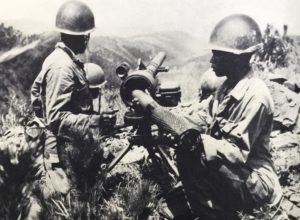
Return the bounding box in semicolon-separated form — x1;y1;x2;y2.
146;52;166;76
116;62;130;80
117;52;167;107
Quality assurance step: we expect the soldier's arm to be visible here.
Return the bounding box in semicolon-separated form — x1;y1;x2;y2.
202;100;272;164
45;67;100;139
31;71;45;117
182;95;214;132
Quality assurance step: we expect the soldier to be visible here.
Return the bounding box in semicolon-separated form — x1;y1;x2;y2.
30;0;109;215
132;14;283;219
198;69;226;102
84;62;106;113
174;14;283;219
183;69;225;134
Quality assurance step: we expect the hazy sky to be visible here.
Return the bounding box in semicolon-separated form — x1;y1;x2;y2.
1;0;299;40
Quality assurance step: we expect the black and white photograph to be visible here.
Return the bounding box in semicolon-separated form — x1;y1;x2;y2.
0;0;299;219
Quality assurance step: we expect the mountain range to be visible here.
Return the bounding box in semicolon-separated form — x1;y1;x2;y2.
0;25;211;113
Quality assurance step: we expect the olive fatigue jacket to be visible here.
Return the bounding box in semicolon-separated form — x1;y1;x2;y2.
31;42;100;139
205;71;282;205
31;42;102;165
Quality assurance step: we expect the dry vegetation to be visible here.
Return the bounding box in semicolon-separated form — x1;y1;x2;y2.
0;23;300;219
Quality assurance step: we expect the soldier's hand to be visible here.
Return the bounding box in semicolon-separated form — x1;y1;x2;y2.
201;134;221;162
131;90;159;112
90;115;102;127
100;110;117;128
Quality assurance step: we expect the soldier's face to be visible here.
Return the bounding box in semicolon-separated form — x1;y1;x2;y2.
78;34;90;53
83;34;90;49
210;50;233;77
61;33;90;54
73;34;90;54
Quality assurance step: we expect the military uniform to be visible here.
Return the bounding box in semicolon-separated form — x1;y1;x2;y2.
31;42;99;138
177;71;283;219
31;42;103;196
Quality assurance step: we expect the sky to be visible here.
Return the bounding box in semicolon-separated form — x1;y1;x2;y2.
0;0;299;41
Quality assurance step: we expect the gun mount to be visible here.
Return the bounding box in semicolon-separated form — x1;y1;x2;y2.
118;52;172;107
107;52;202;176
116;52;181;108
116;52;199;143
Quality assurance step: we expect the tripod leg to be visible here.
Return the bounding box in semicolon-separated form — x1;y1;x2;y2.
107;142;134;172
156;146;179;178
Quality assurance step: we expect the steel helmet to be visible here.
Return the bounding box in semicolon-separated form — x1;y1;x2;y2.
56;0;95;35
84;63;105;88
210;14;262;54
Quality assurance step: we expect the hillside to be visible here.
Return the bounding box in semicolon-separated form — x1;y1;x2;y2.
0;27;209;113
1;23;299;219
0;31;58;111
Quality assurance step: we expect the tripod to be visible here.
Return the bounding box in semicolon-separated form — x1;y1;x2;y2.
106;110;179;179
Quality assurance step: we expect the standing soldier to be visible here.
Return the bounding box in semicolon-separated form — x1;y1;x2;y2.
30;0;108;217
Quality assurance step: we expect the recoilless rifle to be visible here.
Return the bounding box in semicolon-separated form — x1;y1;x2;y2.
106;52;203;177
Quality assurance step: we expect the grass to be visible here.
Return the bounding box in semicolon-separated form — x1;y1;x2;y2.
1;34;299;220
40;162;162;220
101;178;160;219
0;90;30;135
0;87;160;219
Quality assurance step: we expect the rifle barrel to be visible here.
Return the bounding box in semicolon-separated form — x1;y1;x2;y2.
147;52;166;76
